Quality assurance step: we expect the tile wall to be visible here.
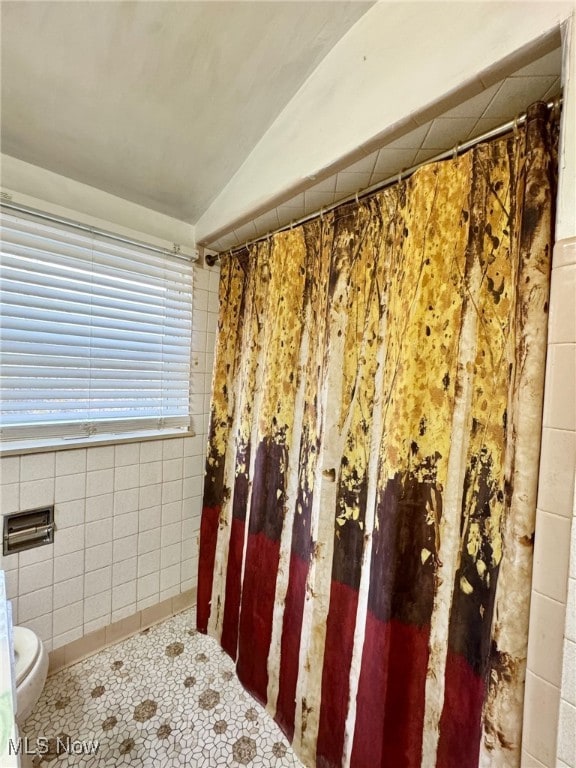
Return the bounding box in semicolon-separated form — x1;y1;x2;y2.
0;262;220;653
522;237;576;768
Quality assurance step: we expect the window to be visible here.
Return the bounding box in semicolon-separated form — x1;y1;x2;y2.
0;205;194;448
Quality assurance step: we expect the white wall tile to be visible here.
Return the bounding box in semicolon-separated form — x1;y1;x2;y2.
0;484;19;514
20;478;54;509
137;594;158;612
566;578;576;644
160;564;180;591
112;580;136;611
52;627;83;650
522;670;560;766
538;428;576;517
137;571;159;602
557;700;576;766
162;481;182;505
21;453;55;481
113;511;138;539
194;267;209;292
162;501;182;526
139;484;161;510
561;639;576;708
55;499;85;530
163;458;183;482
4;569;18;600
53;600;83;635
183;456;203;478
86;468;114;497
55;449;86;476
194;289;208;312
85;542;112;572
84;590;111;623
54;524;84;557
24;613;52;647
86;446;114;471
139;505;161;532
180;558;197;583
19;560;53;595
85;493;113;522
543;344;576;431
520;751;547;767
191;329;207;353
163;438;184;460
192;309;207;333
552;238;576;269
180;540;197;565
527;591;566;686
140;441;163;463
161;543;180;569
55;472;86;503
138;529;160;556
208;270;220;294
19;585;52;622
85;518;113;548
54;550;84;583
112;557;137;587
140;461;162;487
114;488;139;515
0;456;20;485
53;576;83;610
183;434;205;457
138;550;160;577
531;511;571;603
161;522;181;548
19;542;53;568
182;476;202;499
114;464;139;491
548;265;576;344
112;534;137;563
84;566;111;598
115;442;140;466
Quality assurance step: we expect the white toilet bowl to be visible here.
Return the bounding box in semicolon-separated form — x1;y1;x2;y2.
13;625;48;724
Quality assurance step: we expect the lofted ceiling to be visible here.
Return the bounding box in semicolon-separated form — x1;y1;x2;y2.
0;0;373;222
0;2;564;252
205;45;563;251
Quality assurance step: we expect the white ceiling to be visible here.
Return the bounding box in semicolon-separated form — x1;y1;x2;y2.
0;1;372;222
0;3;564;253
208;45;563;252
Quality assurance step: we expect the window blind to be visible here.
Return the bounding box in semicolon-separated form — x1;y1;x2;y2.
0;207;193;445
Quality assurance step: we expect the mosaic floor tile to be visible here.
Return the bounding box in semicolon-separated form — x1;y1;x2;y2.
22;608;303;767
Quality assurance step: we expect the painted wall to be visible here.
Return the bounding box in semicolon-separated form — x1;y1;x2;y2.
196;1;574;243
0;164;219;652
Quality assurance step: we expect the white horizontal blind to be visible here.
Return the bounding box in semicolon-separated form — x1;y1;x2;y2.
0;208;193;444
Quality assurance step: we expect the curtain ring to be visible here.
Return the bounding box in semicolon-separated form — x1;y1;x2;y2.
513;115;519;140
320;207;324;220
290;220;294;230
355;191;359;205
397;169;403;186
452;142;459;161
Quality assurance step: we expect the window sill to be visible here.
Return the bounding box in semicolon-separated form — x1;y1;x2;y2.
0;428;195;457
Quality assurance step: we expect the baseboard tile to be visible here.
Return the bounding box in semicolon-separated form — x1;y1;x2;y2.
47;587;197;675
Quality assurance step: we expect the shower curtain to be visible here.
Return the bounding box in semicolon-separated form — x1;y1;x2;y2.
197;102;558;768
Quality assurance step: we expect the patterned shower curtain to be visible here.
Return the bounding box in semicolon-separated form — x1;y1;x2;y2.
197;102;558;768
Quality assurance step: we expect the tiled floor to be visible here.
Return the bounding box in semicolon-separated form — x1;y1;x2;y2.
22;608;303;767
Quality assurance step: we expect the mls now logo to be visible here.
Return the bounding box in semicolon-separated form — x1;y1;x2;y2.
9;736;100;756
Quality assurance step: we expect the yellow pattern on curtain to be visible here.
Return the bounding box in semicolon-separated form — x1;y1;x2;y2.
197;102;558;768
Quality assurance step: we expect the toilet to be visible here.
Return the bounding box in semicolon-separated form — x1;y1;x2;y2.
13;625;48;724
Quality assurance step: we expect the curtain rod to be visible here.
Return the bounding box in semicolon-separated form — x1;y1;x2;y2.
0;200;196;262
222;97;562;258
